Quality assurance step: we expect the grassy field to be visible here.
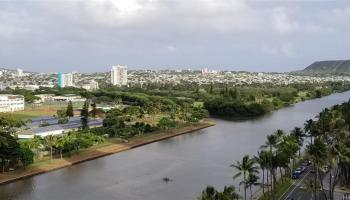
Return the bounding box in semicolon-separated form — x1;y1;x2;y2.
3;102;84;120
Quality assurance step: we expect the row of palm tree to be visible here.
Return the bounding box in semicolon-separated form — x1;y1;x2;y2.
303;101;350;200
231;100;350;200
231;127;302;200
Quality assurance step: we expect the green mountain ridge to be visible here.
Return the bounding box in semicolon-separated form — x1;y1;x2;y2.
300;60;350;75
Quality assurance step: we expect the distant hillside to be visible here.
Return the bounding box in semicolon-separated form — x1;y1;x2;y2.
300;60;350;75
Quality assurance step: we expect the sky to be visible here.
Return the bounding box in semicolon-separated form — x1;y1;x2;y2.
1;0;350;73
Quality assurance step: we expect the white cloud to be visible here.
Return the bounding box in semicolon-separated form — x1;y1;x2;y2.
262;43;295;57
165;45;179;53
0;0;350;72
270;7;299;34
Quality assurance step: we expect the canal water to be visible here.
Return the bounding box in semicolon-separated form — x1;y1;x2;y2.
1;91;350;200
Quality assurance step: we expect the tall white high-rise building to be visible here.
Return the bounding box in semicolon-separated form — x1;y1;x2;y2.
17;69;23;77
58;73;74;88
111;65;128;86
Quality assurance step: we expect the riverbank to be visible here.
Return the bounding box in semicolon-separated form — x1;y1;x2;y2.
0;120;215;185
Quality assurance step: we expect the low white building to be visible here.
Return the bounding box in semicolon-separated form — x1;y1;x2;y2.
52;95;86;102
35;94;55;103
0;95;25;112
82;80;99;91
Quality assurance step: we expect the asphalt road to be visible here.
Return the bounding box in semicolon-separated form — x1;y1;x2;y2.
280;167;350;200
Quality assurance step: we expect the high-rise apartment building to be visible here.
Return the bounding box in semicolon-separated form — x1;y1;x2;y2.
17;69;23;77
111;65;128;86
58;73;74;88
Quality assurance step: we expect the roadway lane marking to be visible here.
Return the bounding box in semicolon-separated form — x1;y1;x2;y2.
280;170;311;200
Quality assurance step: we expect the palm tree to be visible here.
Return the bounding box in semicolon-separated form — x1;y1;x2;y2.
302;179;320;200
290;126;305;157
260;133;279;196
44;135;57;160
56;136;66;159
304;119;319;145
220;186;240;200
255;151;269;195
30;135;42;160
231;155;258;200
307;138;328;200
198;185;240;200
274;129;285;139
247;173;260;200
198;186;217;200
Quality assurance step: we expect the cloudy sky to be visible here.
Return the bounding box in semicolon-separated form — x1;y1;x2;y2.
1;0;350;72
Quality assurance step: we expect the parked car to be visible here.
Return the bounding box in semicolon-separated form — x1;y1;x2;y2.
292;170;302;179
302;160;312;166
296;167;306;173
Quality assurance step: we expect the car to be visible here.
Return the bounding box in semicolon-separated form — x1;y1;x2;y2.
296;166;306;173
292;171;301;179
302;160;312;166
300;166;307;173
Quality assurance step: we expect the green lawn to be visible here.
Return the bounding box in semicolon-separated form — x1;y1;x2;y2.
5;102;85;120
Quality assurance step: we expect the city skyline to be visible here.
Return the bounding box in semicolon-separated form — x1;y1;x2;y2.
1;1;350;73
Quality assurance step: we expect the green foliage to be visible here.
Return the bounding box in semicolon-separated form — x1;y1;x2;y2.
198;185;240;200
19;145;34;167
66;101;74;117
0;114;25;133
81;100;90;129
0;116;34;171
157;117;176;130
91;102;97;118
102;108;157;138
204;99;268;118
57;109;68;124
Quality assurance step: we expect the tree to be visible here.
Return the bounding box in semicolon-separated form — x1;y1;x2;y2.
81;100;90;130
219;186;240;200
91;102;97;118
198;185;239;200
198;186;217;200
157;117;176;130
255;151;269;195
0;132;23;172
260;133;279;198
19;145;34;168
231;155;258;200
0;114;25;133
290;127;305;157
302;179;320;200
66;101;74;117
44;135;57;160
307;138;328;200
57;109;68;124
247;173;260;200
56;136;66;159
